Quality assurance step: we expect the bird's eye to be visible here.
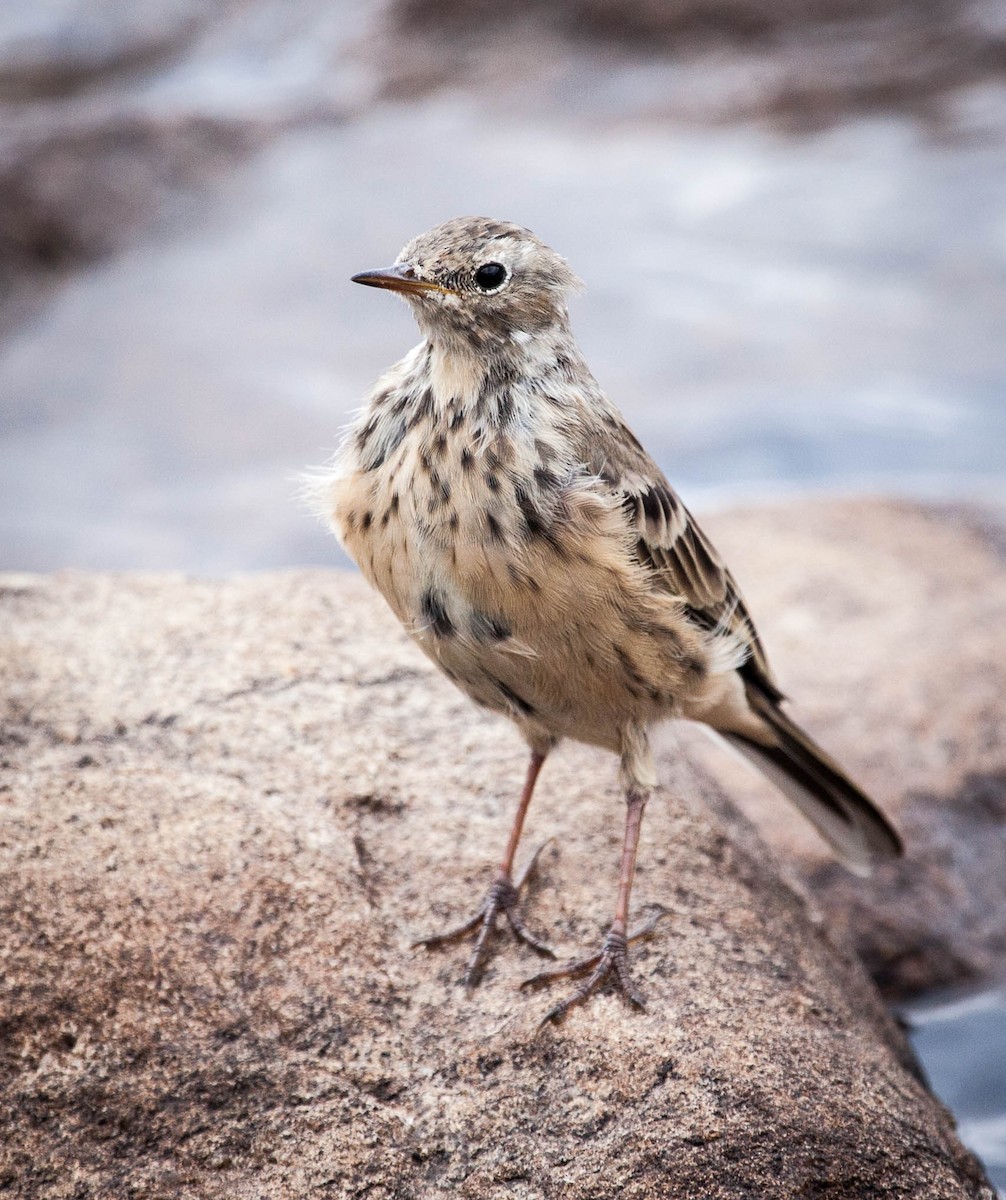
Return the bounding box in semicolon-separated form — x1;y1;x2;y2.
474;262;507;292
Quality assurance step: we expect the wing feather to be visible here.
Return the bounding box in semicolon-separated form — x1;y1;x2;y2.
570;402;904;869
581;416;783;701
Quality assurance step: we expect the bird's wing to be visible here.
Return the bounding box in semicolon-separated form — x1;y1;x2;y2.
577;414;784;701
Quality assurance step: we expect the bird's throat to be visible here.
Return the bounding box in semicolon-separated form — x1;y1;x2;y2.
427;339;487;411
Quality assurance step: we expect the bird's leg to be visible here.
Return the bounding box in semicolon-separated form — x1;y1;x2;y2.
524;731;666;1023
414;749;555;989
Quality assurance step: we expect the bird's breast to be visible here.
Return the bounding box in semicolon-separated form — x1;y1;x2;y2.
321;373;721;747
336;413;562;615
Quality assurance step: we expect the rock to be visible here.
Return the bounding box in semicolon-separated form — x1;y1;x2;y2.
387;0;1006;128
0;501;999;1197
688;500;1006;999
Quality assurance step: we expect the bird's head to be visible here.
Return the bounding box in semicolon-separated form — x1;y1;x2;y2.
352;217;582;348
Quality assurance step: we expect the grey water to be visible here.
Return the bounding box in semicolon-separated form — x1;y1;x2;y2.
2;102;1006;572
905;989;1006;1193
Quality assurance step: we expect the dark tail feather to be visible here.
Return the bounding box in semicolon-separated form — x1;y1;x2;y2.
726;693;903;876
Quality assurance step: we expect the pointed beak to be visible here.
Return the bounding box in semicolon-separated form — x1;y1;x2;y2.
350;264;452;296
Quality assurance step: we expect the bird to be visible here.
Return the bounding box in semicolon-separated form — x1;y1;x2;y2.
307;216;902;1023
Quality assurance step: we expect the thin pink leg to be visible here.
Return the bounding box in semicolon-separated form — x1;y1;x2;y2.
500;751;546;877
415;751;555;988
523;784;667;1024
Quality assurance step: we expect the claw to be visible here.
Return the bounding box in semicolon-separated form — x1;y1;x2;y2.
513;837;554;890
413;841;555;989
412;909;483;949
627;903;670;942
523;905;669;1026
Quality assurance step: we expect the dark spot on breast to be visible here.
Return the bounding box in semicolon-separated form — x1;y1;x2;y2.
514;487;564;555
361;510;373;530
460;447;474;472
419;450;432;474
533;465;559;490
356;416;378;451
625;614;663;638
485;360;516;392
514;487;545;536
471;612;511;642
357;412;408;472
450;408;465;431
495;390;515;426
390;492;400;513
495;680;535;717
507;562;541;592
428;471;451;507
613;644;649;700
486;512;505;544
613;643;634;672
485;473;501;493
485;439;514;470
432;432;447;457
415;388;435;420
449;512;459;531
421;589;454;638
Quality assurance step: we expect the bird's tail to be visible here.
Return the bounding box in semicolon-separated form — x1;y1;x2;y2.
725;690;903;876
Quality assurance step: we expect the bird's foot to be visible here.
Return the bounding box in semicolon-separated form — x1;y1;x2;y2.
522;905;668;1025
413;840;555;990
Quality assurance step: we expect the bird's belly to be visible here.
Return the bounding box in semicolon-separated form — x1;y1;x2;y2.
327;456;719;750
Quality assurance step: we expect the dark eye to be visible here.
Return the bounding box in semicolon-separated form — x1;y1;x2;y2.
474;262;507;292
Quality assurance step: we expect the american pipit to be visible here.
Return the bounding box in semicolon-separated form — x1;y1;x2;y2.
309;216;902;1023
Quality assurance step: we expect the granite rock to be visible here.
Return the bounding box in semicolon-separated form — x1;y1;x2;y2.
0;498;1000;1197
690;500;1006;999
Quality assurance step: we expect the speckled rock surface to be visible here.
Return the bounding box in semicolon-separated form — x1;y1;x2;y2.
693;500;1006;998
0;500;1000;1198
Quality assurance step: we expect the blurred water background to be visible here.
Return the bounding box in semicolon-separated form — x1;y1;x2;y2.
1;0;1003;1188
906;987;1006;1194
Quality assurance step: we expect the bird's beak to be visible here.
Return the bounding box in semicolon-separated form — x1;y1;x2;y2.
350;263;452;296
